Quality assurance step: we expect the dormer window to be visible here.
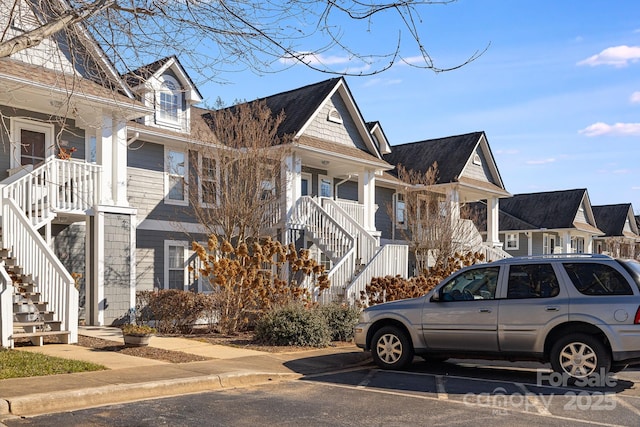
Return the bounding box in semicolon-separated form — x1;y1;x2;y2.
327;108;343;124
157;75;181;126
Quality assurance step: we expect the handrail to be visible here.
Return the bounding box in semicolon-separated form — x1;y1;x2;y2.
320;247;356;304
0;262;13;348
344;244;408;305
2;198;78;343
289;196;354;261
1;157;101;228
320;198;377;264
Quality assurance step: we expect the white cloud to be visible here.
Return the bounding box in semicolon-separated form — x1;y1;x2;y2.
579;122;640;136
613;169;632;174
631;91;640;103
632;186;640;190
526;158;556;165
362;78;402;88
279;52;351;66
577;45;640;67
494;149;519;155
398;56;426;66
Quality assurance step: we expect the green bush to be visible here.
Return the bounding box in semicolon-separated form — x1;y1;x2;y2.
254;304;331;347
320;303;360;341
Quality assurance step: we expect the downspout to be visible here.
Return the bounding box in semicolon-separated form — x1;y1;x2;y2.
334;174;352;199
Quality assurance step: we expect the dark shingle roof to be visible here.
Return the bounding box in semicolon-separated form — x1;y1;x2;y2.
499;189;588;230
123;56;175;87
465;201;537;232
592;204;632;237
383;132;484;183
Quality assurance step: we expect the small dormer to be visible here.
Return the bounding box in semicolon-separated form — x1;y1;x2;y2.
125;56;203;133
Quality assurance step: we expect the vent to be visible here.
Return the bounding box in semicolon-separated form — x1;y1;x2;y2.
327;108;343;124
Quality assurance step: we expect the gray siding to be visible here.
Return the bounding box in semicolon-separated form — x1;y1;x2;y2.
304;94;368;151
500;232;529;257
574;201;588;224
463;146;493;184
53;222;87;318
376;186;395;240
103;213;132;325
335;179;358;201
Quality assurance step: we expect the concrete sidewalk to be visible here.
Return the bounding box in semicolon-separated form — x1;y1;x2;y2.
0;327;371;420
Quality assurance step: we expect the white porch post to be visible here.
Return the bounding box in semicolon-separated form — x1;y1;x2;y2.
96;115;114;205
586;235;594;254
526;231;533;256
112;120;129;207
358;169;376;233
486;197;500;247
563;231;572;253
91;211;105;325
282;154;301;243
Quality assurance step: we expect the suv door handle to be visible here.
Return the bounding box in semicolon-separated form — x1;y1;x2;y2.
545;306;560;311
479;308;492;313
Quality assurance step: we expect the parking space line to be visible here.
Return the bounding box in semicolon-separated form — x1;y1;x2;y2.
435;375;448;400
357;370;376;388
613;395;640;417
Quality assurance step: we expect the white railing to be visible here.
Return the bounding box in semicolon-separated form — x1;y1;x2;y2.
320;198;377;265
320;248;356;304
343;244;408;305
333;198;365;226
289;196;354;261
475;243;511;262
0;262;13;348
2;198;78;343
1;158;101;228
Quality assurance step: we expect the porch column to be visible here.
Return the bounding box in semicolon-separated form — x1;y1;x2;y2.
358;169;376;232
526;231;533;256
486;197;500;247
563;231;572;253
112;120;129;207
96;115;114;205
282;154;301;222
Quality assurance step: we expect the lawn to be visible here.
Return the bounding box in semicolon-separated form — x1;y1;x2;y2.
0;349;106;379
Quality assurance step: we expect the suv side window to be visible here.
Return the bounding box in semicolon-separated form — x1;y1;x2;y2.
507;263;559;299
441;267;500;301
563;262;632;295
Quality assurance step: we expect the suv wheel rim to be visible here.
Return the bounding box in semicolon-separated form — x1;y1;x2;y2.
559;342;597;377
376;333;402;363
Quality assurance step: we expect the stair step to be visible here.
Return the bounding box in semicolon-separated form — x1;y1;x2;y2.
13;321;45;327
0;248;10;258
11;330;71;346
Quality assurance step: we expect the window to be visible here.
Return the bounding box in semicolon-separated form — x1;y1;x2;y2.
301;173;311;196
165;241;187;290
319;175;332;198
571;237;585;254
394;192;406;228
506;264;559;299
440;266;500;301
199;155;217;207
10;118;54;169
505;233;519;250
327;108;343;124
165;149;188;205
563;263;632;295
156;75;181;126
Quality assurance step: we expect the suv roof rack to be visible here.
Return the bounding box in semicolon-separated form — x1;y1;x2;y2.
508;253;612;261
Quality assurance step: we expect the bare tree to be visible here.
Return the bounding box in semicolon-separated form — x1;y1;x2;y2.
188;100;291;244
392;162;480;273
1;0;486;78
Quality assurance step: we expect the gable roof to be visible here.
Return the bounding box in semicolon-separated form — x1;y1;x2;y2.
123;55;203;102
499;189;598;231
384;131;484;183
465;201;537;232
592;204;639;238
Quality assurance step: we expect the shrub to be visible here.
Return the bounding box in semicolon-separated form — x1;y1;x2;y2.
320;303;360;341
254;304;331;347
121;324;157;336
135;289;215;334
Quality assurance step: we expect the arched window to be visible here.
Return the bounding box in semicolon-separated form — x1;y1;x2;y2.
157;75;181;124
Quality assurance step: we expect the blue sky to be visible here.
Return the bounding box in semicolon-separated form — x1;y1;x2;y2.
197;1;640;214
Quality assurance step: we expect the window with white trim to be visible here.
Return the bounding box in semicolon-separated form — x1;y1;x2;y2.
571;236;585;254
394;192;406;229
156;75;181;127
505;233;519;250
165;148;188;205
165;241;187;290
199;155;218;207
543;233;556;255
319;175;332;198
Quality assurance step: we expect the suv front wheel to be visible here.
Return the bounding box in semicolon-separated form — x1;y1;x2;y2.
371;326;414;370
550;333;611;379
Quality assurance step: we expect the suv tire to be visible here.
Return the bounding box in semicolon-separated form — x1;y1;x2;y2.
371;326;414;370
550;333;611;379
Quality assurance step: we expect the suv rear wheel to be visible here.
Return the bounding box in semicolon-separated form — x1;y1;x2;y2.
550;333;611;379
371;326;414;370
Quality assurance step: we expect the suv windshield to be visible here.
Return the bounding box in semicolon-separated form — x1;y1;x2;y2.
617;259;640;291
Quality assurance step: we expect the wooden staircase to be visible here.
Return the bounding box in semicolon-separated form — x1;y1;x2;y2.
1;248;70;346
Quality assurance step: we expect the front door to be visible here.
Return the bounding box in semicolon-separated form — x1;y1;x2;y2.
422;266;500;352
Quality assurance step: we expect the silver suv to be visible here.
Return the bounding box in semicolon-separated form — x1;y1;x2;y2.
355;254;640;378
